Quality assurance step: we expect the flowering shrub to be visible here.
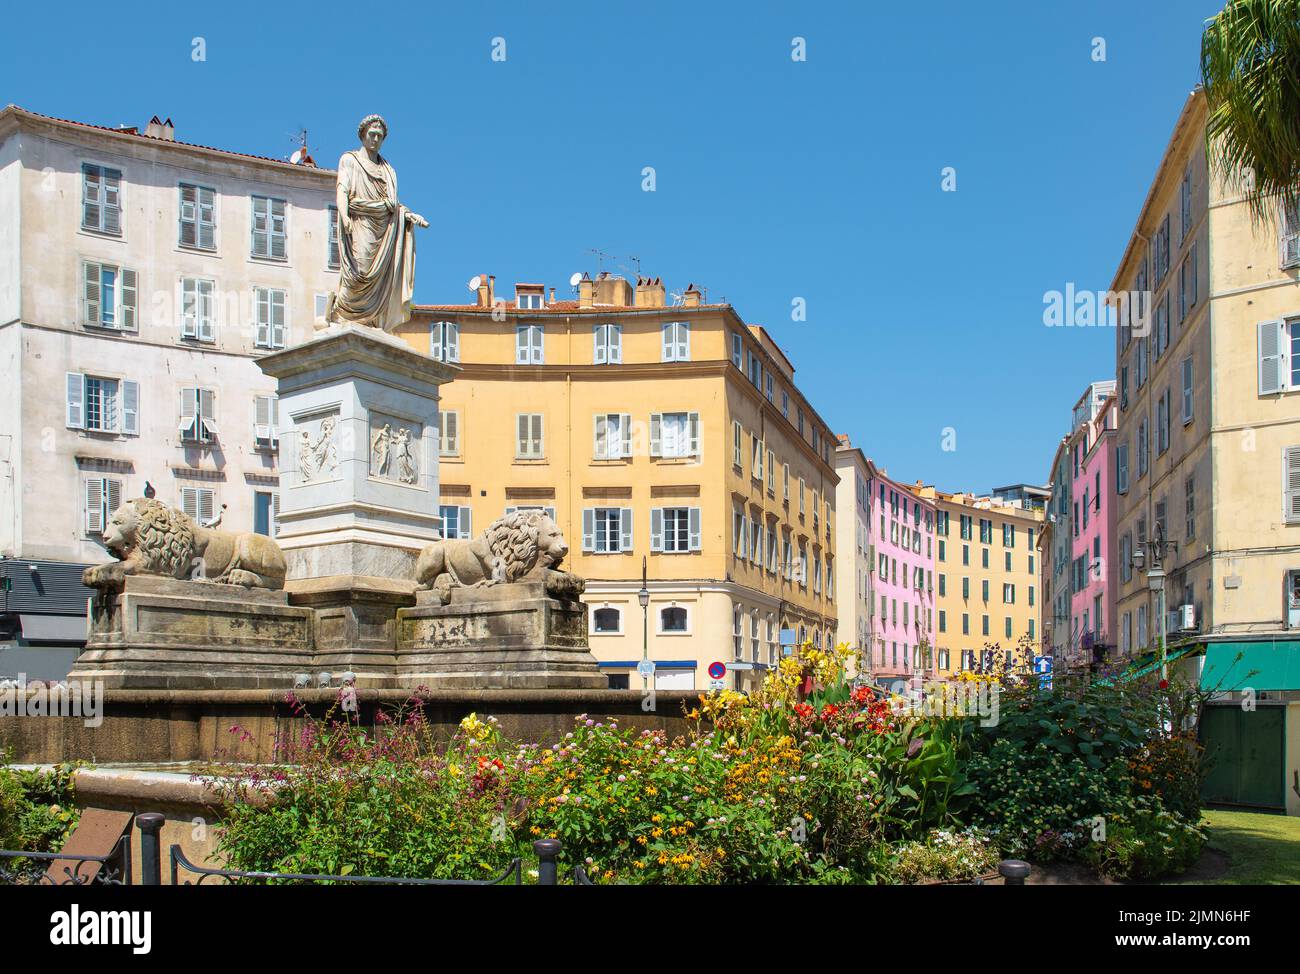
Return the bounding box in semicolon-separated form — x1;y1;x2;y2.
0;760;80;853
1077;797;1207;880
886;828;999;884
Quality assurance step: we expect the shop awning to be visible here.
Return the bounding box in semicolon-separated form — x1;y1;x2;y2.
1200;640;1300;692
1094;644;1200;686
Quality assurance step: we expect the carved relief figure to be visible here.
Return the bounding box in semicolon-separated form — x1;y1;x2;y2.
394;427;417;484
300;416;338;483
299;429;317;481
369;423;418;484
328;114;428;331
414;510;583;605
371;423;392;477
83;498;287;591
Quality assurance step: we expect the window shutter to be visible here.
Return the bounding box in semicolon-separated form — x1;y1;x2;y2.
252;197;268;256
66;372;84;428
620;508;633;552
619;414;631;458
650;508;663;552
272;492;281;536
689;507;702;551
442;411;459;454
516;327;528;365
649;413;662;457
181;279;198;337
446;322;459;362
103;169;121;235
179;387;196;437
121;380;139;435
198;187;215;250
256;289;270;346
180;487;197;521
531;326;543;364
82;167;101;230
1286;447;1300;523
197;280;214;341
85;478;104;533
83;261;100;325
255;395;272;442
593;325;606;365
198;489;215;525
582;508;595;552
459;506;473;538
180;184;197;246
199;389;216;439
271;290;285;347
662;324;672;360
430;320;443;359
105;478;122;522
610;325;622;363
688;413;700;456
271;198;286;259
1182;357;1193;421
593;414;606;458
1259;320;1286;394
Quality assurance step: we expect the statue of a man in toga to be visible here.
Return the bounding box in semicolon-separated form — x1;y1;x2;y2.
327;114;428;331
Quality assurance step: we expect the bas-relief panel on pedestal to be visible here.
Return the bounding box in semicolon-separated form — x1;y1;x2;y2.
369;413;421;486
295;413;340;485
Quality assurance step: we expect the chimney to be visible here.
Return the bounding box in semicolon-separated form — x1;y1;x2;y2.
682;283;703;308
144;115;165;139
162;117;175;141
475;273;495;308
578;273;595;309
634;276;666;309
594;271;632;307
549;287;557;304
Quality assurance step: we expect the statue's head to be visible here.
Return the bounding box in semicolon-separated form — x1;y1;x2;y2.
357;114;388;152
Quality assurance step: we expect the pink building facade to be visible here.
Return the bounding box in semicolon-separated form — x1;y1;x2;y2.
1069;394;1118;665
864;465;937;689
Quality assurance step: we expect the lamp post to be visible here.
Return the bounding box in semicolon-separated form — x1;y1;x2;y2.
638;556;650;693
1147;561;1167;682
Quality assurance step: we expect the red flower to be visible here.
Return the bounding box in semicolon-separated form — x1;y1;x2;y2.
1158;679;1169;689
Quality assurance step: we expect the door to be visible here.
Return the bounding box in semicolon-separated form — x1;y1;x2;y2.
1199;704;1285;810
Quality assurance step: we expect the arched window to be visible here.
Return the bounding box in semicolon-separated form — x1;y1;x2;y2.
592;607;621;634
659;605;688;633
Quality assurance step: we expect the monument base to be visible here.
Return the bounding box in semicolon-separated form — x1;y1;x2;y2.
286;574;416;687
396;581;606;690
67;576;315;690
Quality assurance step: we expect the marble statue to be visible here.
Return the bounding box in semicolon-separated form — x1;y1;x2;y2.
83;498;287;590
414;510;584;604
327;114;428;331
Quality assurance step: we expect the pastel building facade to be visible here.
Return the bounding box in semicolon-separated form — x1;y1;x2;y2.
1068;392;1117;668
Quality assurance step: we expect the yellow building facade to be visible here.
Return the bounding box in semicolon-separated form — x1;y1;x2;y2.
391;274;838;692
920;488;1044;677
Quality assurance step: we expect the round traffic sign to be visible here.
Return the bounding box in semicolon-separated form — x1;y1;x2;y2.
708;661;727;680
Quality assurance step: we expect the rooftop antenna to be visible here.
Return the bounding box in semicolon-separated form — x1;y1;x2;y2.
623;254;642;277
288;127;310;164
588;248;614;275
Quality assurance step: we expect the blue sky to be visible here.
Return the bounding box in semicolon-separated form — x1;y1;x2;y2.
3;0;1224;492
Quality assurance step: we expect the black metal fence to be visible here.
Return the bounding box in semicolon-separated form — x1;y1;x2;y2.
1;812;1029;886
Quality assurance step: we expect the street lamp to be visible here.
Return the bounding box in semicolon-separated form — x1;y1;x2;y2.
638;556;650;692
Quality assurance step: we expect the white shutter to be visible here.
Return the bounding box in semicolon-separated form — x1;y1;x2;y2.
180;487;198;521
661;324;672;360
689;507;702;551
431;320;443;360
272;492;281;536
516;413;528;456
85;479;104;533
619;414;631;458
1258;320;1286;395
593;325;606;365
198;280;215;341
446;322;459;362
1286;447;1300;524
270;198;287;259
66;372;84;429
442;411;459;455
198;489;215;525
82;167;101;230
121;268;137;330
609;325;622;363
271;290;286;348
650;508;664;552
531;326;544;364
257;289;271;346
1182;357;1193;422
688;413;700;456
582;508;595;552
255;395;272;442
106;478;123;520
181;278;198;338
620;508;633;552
199;388;217;438
83;261;100;326
593;414;606;459
179;387;196;438
649;414;662;457
103;169;121;235
121;380;139;435
516;327;528;365
459;506;473;538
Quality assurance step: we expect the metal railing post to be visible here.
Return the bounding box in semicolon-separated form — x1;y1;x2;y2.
533;839;562;886
136;813;165;886
998;859;1031;885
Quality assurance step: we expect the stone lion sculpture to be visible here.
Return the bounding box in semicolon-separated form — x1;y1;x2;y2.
415;509;584;604
82;498;287;590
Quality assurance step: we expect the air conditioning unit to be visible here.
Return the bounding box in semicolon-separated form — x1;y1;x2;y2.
1167;604;1195;633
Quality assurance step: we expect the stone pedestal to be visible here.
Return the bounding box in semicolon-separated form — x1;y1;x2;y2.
258;324;456;679
68;576;315;689
396;581;606;689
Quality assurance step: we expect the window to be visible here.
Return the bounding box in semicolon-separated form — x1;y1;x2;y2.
1003;583;1015;604
430;321;460;362
650;412;700;458
516;291;544;310
180;278;216;341
651;507;701;553
766;449;775;495
255;288;287;349
593;323;621;364
1137;417;1149;477
781;390;789;418
1185;475;1196;541
1154;213;1171;286
516;413;544;459
1285;446;1300;524
1116;442;1129;494
327;205;340;269
84;477;123;534
254;395;278;449
751;437;764;482
583;507;632;553
516;324;544;364
1153;294;1169;359
1180;165;1192;241
981;579;989;602
439;505;472;540
593;607;621;634
1180;246;1198;322
250;195;287;259
962;614;969;636
593;413;631;459
748;350;761;387
253;490;279;537
1257;317;1300;394
65;373;138;435
662;321;690;361
1005;617;1013;639
1156;389;1170;456
962;576;970;600
798;546;808;586
439;411;460;456
733;422;743;468
1136;335;1149;388
1181;356;1194;423
731;333;743;369
765;372;774;402
799;478;806;515
179;486;217;525
178;387;217;443
981;615;990;637
178;183;216;250
1281;197;1300;269
659;605;689;633
81;260;137;330
1120;533;1133;583
504;505;556;520
81;164;122;235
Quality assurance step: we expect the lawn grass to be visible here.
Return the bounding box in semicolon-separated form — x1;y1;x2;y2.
1166;809;1300;885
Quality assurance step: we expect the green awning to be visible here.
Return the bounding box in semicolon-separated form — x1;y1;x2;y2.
1094;644;1199;686
1200;640;1300;692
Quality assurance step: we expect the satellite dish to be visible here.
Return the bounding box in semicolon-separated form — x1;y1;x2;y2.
289;148;307;165
568;272;582;288
468;275;482;291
